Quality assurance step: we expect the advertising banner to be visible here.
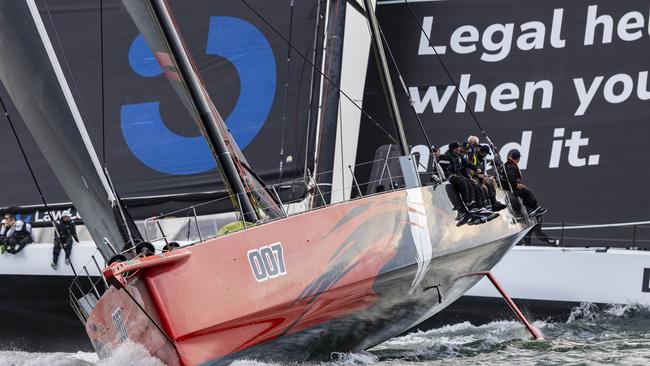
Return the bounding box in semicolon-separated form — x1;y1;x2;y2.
0;0;321;218
356;0;650;245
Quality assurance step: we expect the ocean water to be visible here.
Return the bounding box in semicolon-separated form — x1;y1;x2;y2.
2;303;649;366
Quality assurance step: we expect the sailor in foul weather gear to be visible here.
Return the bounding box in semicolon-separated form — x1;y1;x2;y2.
439;142;494;225
439;142;474;207
476;145;507;211
465;135;480;167
502;149;547;217
459;142;490;209
51;210;78;269
1;213;33;255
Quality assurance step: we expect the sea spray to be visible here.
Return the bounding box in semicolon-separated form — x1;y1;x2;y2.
4;303;650;365
96;342;164;366
0;341;163;366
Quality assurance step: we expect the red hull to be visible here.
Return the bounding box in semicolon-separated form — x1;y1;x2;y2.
85;185;530;365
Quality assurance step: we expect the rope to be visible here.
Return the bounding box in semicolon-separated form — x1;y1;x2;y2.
238;0;399;145
0;95;61;238
402;0;512;191
377;22;446;180
378;25;431;149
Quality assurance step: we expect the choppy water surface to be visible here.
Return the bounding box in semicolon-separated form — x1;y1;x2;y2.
2;303;649;366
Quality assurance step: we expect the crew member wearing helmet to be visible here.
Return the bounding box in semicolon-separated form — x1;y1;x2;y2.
51;210;78;269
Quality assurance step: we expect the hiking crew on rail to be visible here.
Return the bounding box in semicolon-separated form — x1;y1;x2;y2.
51;210;78;270
436;135;546;226
0;212;33;254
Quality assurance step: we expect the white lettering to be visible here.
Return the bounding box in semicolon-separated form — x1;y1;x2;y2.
637;71;650;100
450;25;479;54
549;128;565;168
418;17;447;55
573;76;604;116
490;83;519;111
603;73;634;104
409;86;456;114
481;23;514;62
618;11;645;41
517;21;545;51
523;80;553;110
550;8;567;48
456;74;486;112
565;131;590;167
584;5;613;45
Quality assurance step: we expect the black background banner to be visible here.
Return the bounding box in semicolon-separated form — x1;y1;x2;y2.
0;0;320;215
357;0;650;229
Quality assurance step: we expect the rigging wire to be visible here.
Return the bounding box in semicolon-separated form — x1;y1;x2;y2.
377;22;445;179
378;26;431;149
402;0;512;189
401;0;488;143
238;0;399;145
35;1;140;253
278;0;295;180
359;0;403;147
0;94;61;238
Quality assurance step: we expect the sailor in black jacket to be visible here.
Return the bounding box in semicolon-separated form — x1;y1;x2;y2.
440;142;494;215
475;145;507;211
438;142;473;208
51;210;79;269
1;213;33;254
502;150;547;216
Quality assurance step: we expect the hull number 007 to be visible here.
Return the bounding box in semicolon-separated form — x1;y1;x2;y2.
248;243;287;282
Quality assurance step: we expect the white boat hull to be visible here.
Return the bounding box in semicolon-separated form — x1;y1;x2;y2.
467;246;650;306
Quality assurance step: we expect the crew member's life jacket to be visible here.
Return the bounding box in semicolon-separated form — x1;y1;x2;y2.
7;220;32;241
55;219;78;242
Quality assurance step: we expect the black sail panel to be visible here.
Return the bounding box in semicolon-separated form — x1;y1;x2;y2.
121;0;284;219
0;1;324;220
0;1;128;258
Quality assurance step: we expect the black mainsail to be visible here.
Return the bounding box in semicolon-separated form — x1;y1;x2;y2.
121;0;285;222
0;0;134;259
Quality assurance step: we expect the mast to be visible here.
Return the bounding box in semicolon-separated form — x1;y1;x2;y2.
304;0;327;182
362;0;410;156
312;0;346;206
122;0;258;223
149;0;257;223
